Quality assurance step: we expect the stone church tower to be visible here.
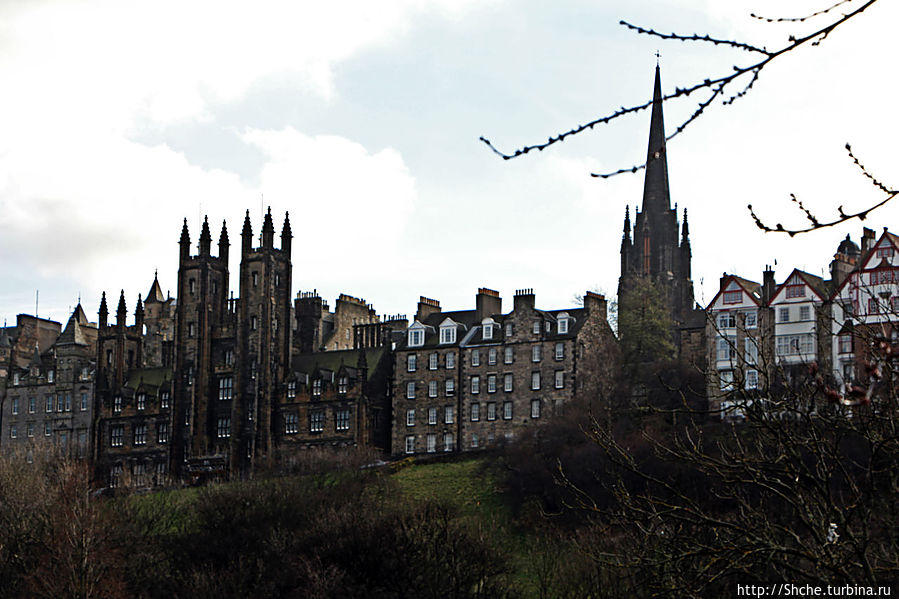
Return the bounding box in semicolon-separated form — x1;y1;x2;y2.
619;65;695;335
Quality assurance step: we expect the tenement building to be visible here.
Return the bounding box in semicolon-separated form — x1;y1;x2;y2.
0;307;98;461
392;288;613;456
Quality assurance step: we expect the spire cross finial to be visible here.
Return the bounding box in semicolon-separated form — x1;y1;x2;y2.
655;50;661;65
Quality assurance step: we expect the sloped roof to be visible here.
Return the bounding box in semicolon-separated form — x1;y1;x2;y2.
292;346;386;382
56;304;96;346
125;366;173;391
770;269;827;303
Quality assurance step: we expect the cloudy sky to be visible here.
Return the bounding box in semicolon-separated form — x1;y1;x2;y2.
1;0;897;328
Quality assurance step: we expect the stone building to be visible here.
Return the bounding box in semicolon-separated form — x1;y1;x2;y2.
392;288;613;456
92;208;396;488
1;307;97;460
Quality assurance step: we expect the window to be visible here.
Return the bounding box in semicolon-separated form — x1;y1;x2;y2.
47;370;54;383
786;285;805;299
11;398;18;415
779;307;790;323
81;366;89;380
252;272;259;287
504;347;513;364
745;369;759;390
445;406;454;424
487;375;496;393
532;321;541;335
64;393;72;412
719;371;735;392
12;372;19;386
27;423;34;437
555;342;564;360
428;407;437;425
217;417;231;438
471;376;480;394
310;411;324;433
503;401;513;420
29;397;35;414
429;353;438;370
482;324;493;340
446;352;456;369
532;345;541;362
110;425;124;447
471;434;479;449
113;396;122;413
531;399;541;418
471;349;480;367
189;278;196;294
443;433;454;452
558;316;569;334
406;382;416;399
188;322;196;338
531;372;541;390
717;313;736;328
554;370;564;389
744;311;758;329
488;348;497;365
440;325;456;344
406;409;415;426
717;336;736;361
106;350;112;366
56;395;64;412
134;424;147;446
868;296;884;315
160;391;169;410
744;338;759;364
505;323;513;337
405;435;415;454
408;329;424;347
407;354;417;372
251;316;258;330
892;296;899;313
45;396;52;413
337;376;348;394
429;381;438;398
285;413;298;434
9;425;16;439
217;377;233;401
838;335;852;354
471;403;480;421
426;434;436;453
487;402;496;421
225;350;233;365
504;373;513;392
876;245;894;259
336;409;350;431
723;290;742;304
157;422;169;444
287;381;296;398
776;334;815;356
313;379;322;397
445;379;455;395
799;306;811;321
843;363;855;383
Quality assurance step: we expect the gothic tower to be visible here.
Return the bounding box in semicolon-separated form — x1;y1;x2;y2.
231;208;292;473
171;216;231;475
618;64;695;336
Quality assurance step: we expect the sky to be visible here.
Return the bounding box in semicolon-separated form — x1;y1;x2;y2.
1;0;897;328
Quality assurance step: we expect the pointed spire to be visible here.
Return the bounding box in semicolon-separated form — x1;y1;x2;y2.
241;209;253;253
642;64;671;215
681;207;690;243
262;206;275;248
180;218;191;261
623;205;632;241
281;211;292;254
116;290;127;327
146;270;165;304
219;219;230;262
135;293;144;317
99;291;108;328
199;215;212;255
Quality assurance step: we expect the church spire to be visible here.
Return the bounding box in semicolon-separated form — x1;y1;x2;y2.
681;207;690;243
641;64;671;215
623;205;631;241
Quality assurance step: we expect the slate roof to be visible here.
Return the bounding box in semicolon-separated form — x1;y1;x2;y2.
292;346;386;382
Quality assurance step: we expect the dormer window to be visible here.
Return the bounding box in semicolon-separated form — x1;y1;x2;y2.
482;325;492;340
440;326;456;344
312;379;322;397
287;380;296;398
557;313;569;334
408;328;424;347
338;376;348;394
